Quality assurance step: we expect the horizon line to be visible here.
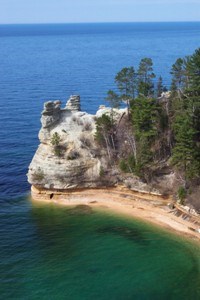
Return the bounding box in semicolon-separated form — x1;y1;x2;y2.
1;20;200;26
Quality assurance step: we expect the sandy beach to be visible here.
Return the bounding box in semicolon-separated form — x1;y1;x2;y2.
31;186;200;242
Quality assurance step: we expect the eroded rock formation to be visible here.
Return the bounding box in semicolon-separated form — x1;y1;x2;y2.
27;95;126;190
41;100;62;128
28;94;178;201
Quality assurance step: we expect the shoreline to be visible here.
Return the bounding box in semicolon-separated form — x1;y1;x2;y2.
30;186;200;242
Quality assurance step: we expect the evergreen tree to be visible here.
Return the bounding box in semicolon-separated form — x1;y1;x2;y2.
115;67;136;114
131;96;158;175
185;49;200;124
187;53;200;92
131;96;157;138
95;114;116;159
157;76;164;97
170;58;186;91
170;49;200;180
172;113;199;178
106;90;121;108
170;78;177;95
115;67;136;99
137;58;155;96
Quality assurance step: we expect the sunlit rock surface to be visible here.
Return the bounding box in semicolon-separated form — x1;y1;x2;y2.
27;96;125;190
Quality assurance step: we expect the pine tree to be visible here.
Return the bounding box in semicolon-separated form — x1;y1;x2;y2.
185;48;200;125
170;58;188;92
131;96;158;175
106;90;121;108
95;114;116;159
169;50;200;180
186;48;200;94
137;58;155;96
115;67;136;114
157;76;164;97
170;78;177;95
172;113;199;178
115;67;136;98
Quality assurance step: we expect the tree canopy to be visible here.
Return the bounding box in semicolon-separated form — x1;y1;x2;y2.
104;48;200;186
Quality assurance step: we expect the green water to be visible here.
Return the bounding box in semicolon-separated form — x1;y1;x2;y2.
1;200;200;300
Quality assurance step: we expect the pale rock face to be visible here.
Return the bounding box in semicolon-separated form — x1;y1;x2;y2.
27;95;126;190
96;106;127;120
41;100;62;128
65;95;81;111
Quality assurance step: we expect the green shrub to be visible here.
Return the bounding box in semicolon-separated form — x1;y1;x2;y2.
51;132;63;156
99;166;105;177
127;154;135;171
119;155;136;173
32;168;44;181
177;186;187;204
119;159;129;172
51;132;61;146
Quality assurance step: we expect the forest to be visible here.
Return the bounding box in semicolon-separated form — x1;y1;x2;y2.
95;48;200;202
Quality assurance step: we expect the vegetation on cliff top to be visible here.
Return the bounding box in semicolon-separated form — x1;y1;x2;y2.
96;48;200;199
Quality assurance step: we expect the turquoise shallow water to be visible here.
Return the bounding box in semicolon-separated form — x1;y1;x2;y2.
1;197;200;300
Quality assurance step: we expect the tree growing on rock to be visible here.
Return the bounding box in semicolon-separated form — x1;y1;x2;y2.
51;132;61;146
95;114;116;160
106;90;121;108
51;132;62;156
115;67;136;110
106;67;136;116
130;95;158;178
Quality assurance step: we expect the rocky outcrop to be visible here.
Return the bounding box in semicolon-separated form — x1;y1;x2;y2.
65;95;81;111
27;95;200;233
28;95;179;198
27;96;126;191
41;100;62;128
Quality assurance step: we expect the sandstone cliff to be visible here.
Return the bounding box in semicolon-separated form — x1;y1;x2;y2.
27;96;126;190
28;95;178;197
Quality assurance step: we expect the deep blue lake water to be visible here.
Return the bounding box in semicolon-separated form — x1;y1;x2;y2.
0;23;200;299
1;22;200;198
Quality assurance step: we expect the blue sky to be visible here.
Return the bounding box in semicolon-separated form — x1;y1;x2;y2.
1;0;200;24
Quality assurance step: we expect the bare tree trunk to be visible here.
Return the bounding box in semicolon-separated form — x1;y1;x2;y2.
111;134;116;151
103;134;111;160
126;133;137;165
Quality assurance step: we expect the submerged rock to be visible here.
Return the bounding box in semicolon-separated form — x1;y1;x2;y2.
97;225;148;245
68;205;93;215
